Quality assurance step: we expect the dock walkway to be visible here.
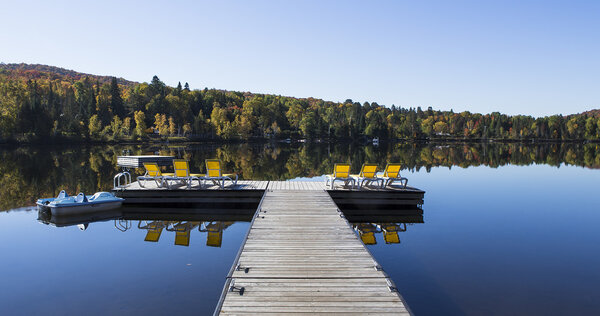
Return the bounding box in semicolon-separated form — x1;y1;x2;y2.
117;179;422;193
113;178;422;314
217;190;410;315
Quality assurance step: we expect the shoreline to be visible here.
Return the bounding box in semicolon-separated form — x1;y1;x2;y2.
1;136;599;146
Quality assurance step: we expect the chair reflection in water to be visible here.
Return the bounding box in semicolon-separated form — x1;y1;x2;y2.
138;221;166;242
354;222;409;245
354;223;379;245
200;222;225;247
377;223;407;244
167;222;201;247
136;220;233;247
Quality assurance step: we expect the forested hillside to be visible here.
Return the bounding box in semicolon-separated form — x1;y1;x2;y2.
0;63;599;143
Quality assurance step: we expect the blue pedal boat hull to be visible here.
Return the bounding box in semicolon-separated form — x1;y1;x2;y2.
37;192;123;216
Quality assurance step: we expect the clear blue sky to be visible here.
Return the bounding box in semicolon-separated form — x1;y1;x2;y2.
1;0;598;116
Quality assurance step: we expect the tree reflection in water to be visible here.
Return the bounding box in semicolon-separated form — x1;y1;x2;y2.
3;141;599;211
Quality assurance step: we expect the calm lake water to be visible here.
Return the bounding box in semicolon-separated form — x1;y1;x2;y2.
1;142;599;315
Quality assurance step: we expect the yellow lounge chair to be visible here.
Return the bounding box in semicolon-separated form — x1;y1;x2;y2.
165;159;204;189
325;163;356;189
137;162;174;188
382;163;408;188
351;163;384;189
205;159;238;189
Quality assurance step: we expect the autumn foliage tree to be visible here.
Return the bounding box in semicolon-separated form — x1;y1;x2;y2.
2;63;600;143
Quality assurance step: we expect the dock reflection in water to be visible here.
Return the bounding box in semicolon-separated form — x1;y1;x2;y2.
0;204;253;315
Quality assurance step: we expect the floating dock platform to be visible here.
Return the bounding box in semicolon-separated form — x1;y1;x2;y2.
112;180;423;315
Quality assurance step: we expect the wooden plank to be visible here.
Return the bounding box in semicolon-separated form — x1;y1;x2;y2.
222;301;405;308
224;296;401;302
217;190;409;315
220;306;408;314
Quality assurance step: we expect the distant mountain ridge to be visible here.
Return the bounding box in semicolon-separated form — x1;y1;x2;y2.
0;63;137;87
1;62;598;117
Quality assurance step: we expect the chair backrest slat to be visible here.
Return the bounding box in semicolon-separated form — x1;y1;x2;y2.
173;159;190;177
206;159;222;177
143;162;162;177
360;163;378;178
384;163;401;178
334;163;351;178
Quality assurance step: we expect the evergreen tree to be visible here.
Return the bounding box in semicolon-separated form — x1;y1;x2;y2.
2;64;600;142
109;77;125;117
150;75;166;97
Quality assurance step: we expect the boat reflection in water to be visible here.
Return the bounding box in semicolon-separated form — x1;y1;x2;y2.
37;206;254;248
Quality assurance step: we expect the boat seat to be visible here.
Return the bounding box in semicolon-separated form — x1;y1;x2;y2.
57;190;68;199
75;193;88;203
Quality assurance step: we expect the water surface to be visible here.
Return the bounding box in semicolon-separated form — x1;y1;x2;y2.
1;142;599;315
358;164;600;315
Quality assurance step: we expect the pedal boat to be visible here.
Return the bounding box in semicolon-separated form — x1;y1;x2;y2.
37;191;124;216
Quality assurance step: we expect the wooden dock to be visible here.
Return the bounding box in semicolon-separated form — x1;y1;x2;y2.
113;179;422;314
115;179;422;194
215;190;411;315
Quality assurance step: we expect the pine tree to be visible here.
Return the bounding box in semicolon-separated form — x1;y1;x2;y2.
109;77;125;117
150;75;165;97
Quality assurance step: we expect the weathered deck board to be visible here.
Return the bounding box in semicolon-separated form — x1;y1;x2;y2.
217;190;410;315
